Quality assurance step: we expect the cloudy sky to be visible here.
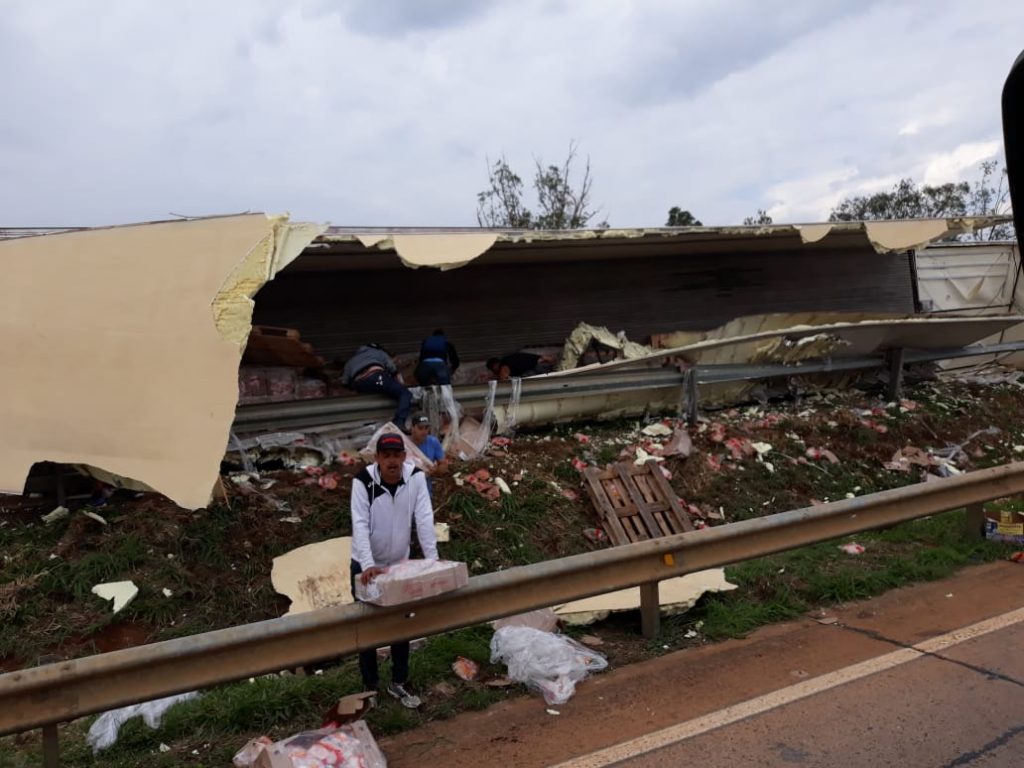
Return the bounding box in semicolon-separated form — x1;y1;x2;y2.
1;0;1021;228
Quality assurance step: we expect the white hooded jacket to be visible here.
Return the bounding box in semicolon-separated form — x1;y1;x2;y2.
350;460;438;569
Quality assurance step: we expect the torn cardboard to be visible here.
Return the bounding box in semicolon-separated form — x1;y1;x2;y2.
271;537;353;615
554;568;735;625
0;214;323;509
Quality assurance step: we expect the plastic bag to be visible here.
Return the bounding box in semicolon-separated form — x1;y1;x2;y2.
87;691;199;753
490;626;608;705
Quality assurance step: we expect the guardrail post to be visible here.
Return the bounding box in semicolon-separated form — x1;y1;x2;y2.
640;581;660;638
965;502;986;539
42;723;59;768
887;348;905;401
684;369;699;426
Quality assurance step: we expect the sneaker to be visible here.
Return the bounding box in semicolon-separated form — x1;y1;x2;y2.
386;681;421;709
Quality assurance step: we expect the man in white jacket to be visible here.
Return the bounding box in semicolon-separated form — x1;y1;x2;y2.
350;432;438;708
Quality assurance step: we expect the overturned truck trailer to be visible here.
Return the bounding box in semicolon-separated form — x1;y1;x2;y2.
2;213;1021;510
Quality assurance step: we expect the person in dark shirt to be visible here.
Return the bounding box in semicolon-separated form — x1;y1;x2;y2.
342;343;412;430
486;351;556;381
414;329;460;386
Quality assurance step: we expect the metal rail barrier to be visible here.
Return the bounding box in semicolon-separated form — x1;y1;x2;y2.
2;461;1022;755
231;341;1024;434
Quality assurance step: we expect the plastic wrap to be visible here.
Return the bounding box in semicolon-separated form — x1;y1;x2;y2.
233;721;386;767
489;626;608;705
86;691;199;753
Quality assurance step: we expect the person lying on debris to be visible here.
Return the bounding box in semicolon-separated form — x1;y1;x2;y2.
414;328;460;386
410;415;448;496
342;343;412;431
350;432;437;709
486;351;557;381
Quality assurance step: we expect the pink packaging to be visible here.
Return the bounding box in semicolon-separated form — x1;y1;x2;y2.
355;559;469;606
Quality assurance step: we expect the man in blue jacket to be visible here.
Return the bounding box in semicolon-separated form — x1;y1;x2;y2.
350;432;438;708
414;328;460;386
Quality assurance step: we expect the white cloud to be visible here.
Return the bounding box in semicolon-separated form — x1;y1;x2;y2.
921;139;1002;185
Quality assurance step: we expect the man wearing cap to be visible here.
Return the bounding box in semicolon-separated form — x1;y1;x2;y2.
350;432;437;708
410;415;448;497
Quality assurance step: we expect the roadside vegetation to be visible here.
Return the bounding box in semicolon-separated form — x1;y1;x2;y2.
1;375;1022;766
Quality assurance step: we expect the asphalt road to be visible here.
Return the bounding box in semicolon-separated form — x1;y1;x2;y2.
383;561;1024;768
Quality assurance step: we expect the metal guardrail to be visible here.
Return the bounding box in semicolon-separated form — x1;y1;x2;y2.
231;341;1024;434
2;461;1022;745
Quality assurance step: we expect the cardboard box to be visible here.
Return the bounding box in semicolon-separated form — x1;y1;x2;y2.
985;508;1024;545
355;559;469;606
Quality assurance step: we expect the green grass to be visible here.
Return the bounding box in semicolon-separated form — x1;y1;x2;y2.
679;507;1018;641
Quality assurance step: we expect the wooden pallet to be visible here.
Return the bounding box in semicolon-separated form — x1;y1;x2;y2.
583;460;695;546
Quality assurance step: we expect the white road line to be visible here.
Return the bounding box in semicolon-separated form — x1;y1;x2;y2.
552;606;1024;768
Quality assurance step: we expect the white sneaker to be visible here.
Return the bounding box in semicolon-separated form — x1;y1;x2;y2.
386;681;421;709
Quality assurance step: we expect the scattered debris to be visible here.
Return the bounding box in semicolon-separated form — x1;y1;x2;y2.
684;629;698;639
582;527;607;545
883;446;936;473
660;426;693;458
466;468;501;500
232;721;386;768
579;634;604;646
279;516;303;524
91;581;139;614
805;447;839;464
495;477;512;495
162;588;173;598
434;522;450;542
815;616;839;626
490;625;609;705
81;510;108;526
838;543;865;555
641;422;673;437
322;691;376;727
1010;552;1024;563
574;432;591;444
41;506;69;525
452;656;479;681
87;691;199;753
546;708;561;716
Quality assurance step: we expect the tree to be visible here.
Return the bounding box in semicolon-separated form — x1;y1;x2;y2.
828;160;1014;240
743;209;773;225
666;207;702;226
476;142;606;229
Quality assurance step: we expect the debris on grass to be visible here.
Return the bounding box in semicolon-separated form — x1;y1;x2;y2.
87;691;199;753
452;656;479;681
91;580;139;614
641;422;673;437
495;477;512;495
81;510;109;526
41;506;69;525
434;522;450;542
838;542;866;555
805;447;839;464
